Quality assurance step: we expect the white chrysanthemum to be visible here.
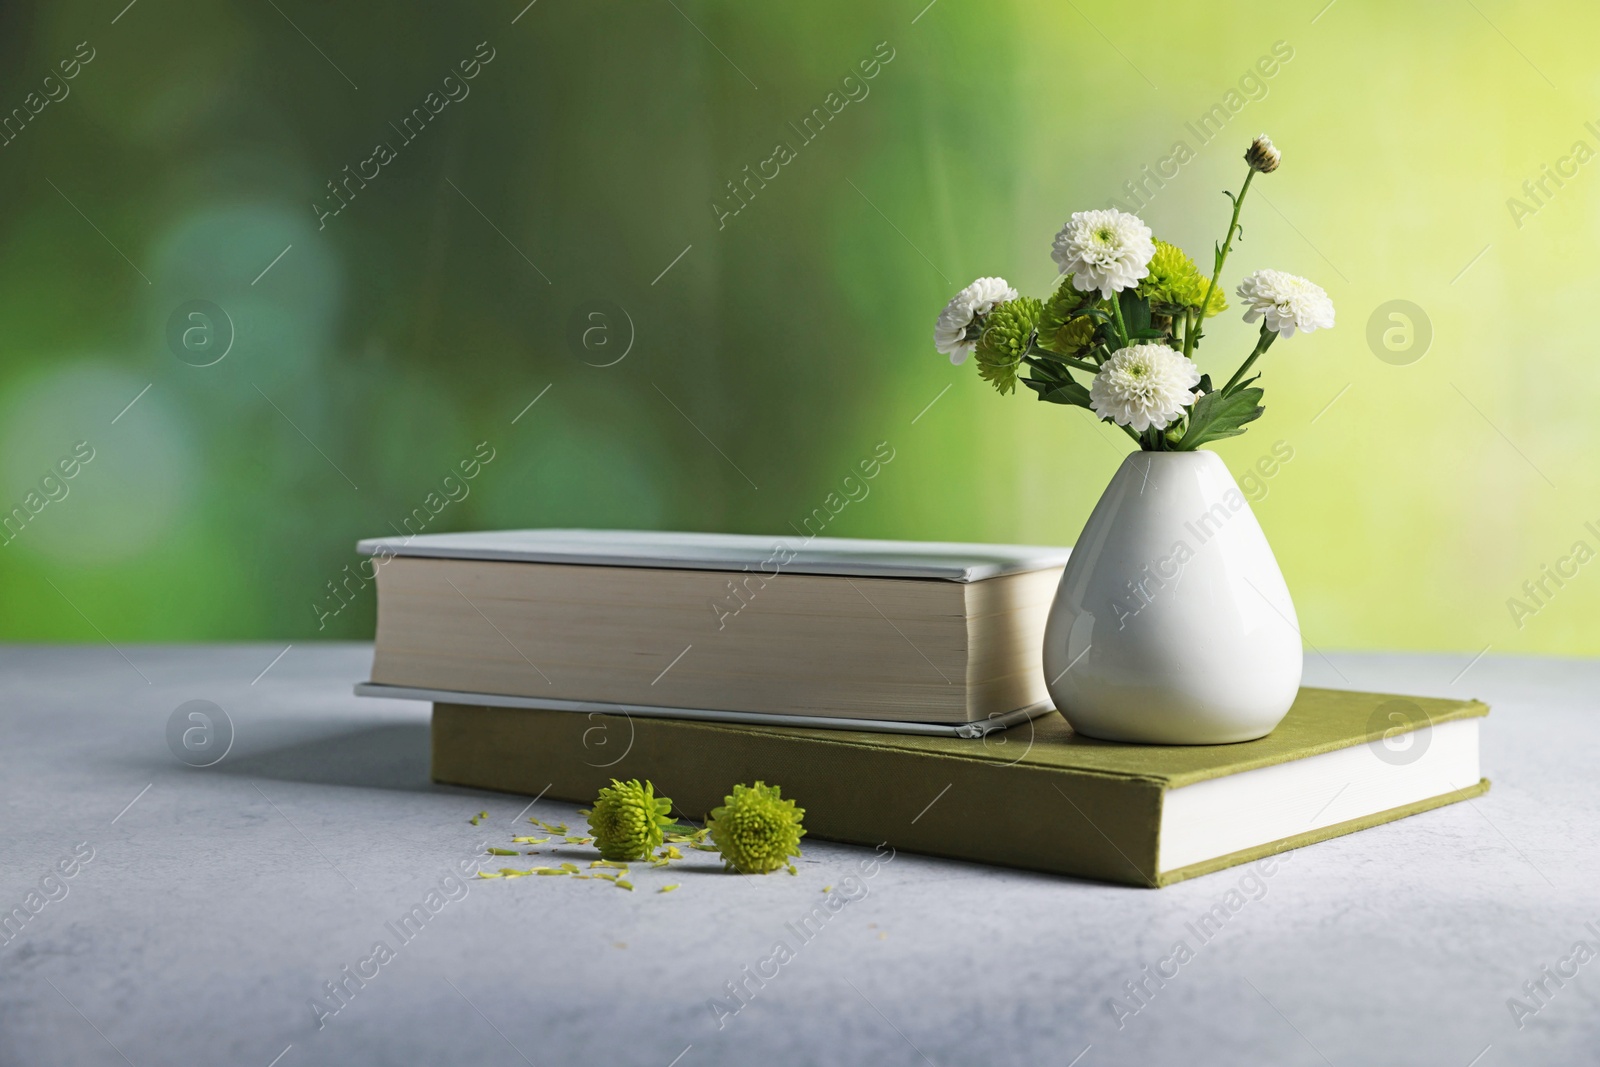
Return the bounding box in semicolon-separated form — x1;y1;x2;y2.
1089;344;1202;432
1236;269;1335;338
934;276;1018;365
1050;208;1156;298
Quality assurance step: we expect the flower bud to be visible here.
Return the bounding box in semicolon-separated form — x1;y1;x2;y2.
1245;134;1280;174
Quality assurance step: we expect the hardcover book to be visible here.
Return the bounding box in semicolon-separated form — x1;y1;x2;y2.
358;529;1072;729
429;687;1489;887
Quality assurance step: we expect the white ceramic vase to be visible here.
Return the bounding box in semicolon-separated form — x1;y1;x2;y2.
1043;450;1302;744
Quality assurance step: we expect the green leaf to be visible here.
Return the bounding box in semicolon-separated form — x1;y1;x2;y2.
1174;387;1265;450
1022;353;1069;381
1077;306;1113;325
1118;290;1152;338
1029;377;1093;409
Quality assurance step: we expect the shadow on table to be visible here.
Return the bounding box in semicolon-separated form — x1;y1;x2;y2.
213;722;434;792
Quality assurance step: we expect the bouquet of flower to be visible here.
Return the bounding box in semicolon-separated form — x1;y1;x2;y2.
933;135;1334;451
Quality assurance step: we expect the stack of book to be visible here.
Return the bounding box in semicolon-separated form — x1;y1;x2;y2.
356;529;1489;887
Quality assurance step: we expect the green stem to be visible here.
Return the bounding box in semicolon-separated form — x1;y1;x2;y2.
1112;421;1142;445
1221;326;1275;395
1185;167;1257;359
1108;295;1129;350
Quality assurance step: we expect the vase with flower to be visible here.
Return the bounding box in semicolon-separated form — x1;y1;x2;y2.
932;135;1335;744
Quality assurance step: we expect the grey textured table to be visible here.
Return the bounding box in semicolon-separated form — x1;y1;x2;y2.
1;644;1595;1067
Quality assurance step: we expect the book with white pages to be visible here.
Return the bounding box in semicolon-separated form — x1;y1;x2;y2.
353;529;1073;735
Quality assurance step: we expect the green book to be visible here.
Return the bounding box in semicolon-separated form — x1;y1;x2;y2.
431;687;1489;887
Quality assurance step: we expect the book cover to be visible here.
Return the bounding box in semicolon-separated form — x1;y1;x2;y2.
430;687;1489;887
357;528;1073;582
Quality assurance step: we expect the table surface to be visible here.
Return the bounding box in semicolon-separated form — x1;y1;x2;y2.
1;644;1595;1067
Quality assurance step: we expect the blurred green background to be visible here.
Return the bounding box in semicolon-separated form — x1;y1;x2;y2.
1;0;1594;657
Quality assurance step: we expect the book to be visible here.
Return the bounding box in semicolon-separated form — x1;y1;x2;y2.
358;530;1071;728
428;687;1489;887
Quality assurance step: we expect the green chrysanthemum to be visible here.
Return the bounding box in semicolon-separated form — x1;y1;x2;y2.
1036;277;1098;358
1138;239;1226;317
585;779;674;861
974;296;1042;395
706;781;805;875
